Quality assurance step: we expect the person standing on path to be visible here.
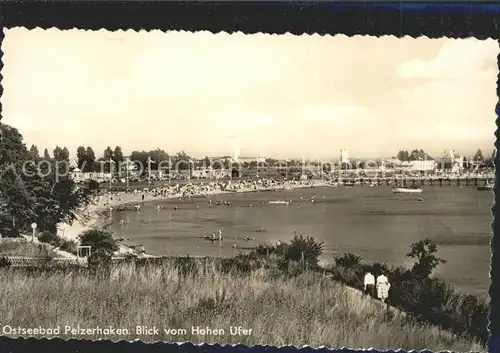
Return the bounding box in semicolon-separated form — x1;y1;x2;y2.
139;244;146;257
376;273;391;303
364;272;375;297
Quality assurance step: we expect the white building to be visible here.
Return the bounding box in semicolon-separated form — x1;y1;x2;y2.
121;157;138;171
191;168;231;179
385;158;402;167
448;150;462;173
437;150;463;172
340;149;350;165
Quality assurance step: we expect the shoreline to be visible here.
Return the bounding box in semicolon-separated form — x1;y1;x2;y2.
59;180;331;256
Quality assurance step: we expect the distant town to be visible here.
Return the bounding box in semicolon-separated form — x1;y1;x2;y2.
24;144;495;184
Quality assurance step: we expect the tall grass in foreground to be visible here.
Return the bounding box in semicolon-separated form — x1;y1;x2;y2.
0;260;484;351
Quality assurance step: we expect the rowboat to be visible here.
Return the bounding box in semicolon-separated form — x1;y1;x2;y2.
269;200;290;205
392;187;423;194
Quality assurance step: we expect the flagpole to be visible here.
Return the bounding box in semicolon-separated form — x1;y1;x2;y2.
126;157;130;188
256;155;260;179
148;156;151;186
109;157;112;190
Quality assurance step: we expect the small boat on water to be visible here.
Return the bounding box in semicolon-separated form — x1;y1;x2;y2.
269;200;291;205
392;187;423;194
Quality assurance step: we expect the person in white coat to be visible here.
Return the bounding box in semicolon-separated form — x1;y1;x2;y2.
376;274;391;302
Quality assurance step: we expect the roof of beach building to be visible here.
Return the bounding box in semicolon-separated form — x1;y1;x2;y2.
231;156;267;162
384;158;403;165
208;156;231;161
408;152;435;161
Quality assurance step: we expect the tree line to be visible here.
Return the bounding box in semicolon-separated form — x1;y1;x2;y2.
26;145;305;173
0;125;92;235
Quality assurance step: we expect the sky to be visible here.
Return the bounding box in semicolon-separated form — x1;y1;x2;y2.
1;28;498;160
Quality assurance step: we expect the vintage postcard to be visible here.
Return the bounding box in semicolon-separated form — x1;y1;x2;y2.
0;28;497;351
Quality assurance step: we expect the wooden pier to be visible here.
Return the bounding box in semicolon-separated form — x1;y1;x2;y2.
333;176;494;187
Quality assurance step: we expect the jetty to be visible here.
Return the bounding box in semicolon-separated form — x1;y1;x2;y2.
332;175;494;188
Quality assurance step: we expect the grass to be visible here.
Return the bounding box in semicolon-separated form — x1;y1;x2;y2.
0;258;485;351
0;238;56;258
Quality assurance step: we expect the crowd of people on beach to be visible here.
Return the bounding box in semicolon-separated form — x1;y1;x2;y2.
89;178;328;209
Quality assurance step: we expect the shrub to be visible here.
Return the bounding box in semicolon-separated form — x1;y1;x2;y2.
330;266;361;287
406;238;446;279
334;253;362;267
59;240;78;254
283;235;323;269
39;232;63;246
79;228;119;256
254;244;276;256
0;227;20;238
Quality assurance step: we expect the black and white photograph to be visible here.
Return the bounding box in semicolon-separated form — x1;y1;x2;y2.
0;28;497;351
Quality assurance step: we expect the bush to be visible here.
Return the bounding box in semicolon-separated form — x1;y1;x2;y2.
334;253;362;267
79;228;119;256
39;232;63;246
283;235;324;269
0;240;56;258
59;240;78;254
0;227;20;238
254;244;277;256
406;238;446;279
